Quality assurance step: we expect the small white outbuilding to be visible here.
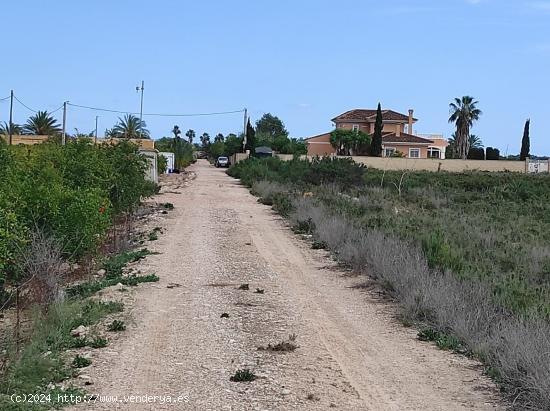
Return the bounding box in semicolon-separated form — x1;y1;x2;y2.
159;152;175;173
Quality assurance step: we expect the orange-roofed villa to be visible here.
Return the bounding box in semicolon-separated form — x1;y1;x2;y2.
306;108;448;159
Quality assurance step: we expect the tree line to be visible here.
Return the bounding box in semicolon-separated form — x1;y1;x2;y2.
0;112;151;140
1;102;534;161
154;113;307;167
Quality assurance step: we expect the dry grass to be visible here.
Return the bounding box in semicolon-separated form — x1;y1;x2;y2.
20;230;64;306
290;197;550;410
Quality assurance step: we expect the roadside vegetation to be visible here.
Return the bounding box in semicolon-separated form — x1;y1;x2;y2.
228;156;550;410
0;138;161;409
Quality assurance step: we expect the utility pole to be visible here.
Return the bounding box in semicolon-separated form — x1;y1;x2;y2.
95;116;99;144
242;108;247;152
61;101;68;145
8;90;13;145
136;81;144;138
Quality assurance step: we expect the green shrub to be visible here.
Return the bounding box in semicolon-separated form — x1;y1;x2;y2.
230;369;256;382
89;336;108;348
102;249;154;279
107;320;126;332
0;140;155;286
228;156;365;190
72;355;91;368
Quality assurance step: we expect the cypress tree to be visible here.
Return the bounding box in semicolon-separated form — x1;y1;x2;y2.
520;119;530;161
245;118;256;154
370;103;383;156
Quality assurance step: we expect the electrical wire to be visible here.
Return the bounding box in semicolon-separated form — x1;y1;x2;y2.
67;102;245;117
0;95;10;102
67;102;138;115
13;95;38;113
48;104;65;115
142;109;245;117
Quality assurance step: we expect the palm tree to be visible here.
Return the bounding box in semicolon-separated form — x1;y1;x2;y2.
104;128;116;138
214;133;224;143
185;129;195;144
172;125;181;140
0;121;22;136
448;96;482;159
111;114;150;139
22;111;61;135
447;133;484;158
200;132;210;149
468;134;483;149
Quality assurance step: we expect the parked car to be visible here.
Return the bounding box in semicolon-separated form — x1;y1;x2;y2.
215;156;230;168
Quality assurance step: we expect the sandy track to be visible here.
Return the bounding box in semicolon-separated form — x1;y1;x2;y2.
71;160;501;410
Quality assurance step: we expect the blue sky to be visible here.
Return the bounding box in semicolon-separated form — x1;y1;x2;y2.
1;0;549;154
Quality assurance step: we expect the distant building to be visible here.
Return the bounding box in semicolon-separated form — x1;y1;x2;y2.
305;108;448;159
255;146;273;158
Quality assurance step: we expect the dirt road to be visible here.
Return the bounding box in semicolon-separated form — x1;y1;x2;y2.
74;160;500;410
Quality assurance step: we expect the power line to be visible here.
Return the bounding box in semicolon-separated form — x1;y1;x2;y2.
67;102;245;117
12;95;64;115
0;95;10;102
48;104;65;115
67;102;138;115
13;95;38;113
144;109;246;117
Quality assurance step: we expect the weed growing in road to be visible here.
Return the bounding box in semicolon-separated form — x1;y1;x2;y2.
89;336;108;348
230;369;256;382
161;202;174;210
255;288;265;294
70;337;88;349
122;274;159;286
238;283;249;290
72;355;91;368
148;226;163;241
258;334;298;352
107;320;126;332
418;329;466;353
311;240;327;250
66;248;159;299
307;393;320;401
66;273;158;298
102;248;156;279
220;313;230;318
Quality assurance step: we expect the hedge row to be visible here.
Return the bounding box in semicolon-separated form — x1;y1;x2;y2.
0;139;156;290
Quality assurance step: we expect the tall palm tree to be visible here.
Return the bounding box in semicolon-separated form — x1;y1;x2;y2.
448;96;482;159
172;125;181;140
200;132;210;149
0;121;22;136
111;114;150;139
22;111;61;135
185;129;195;144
